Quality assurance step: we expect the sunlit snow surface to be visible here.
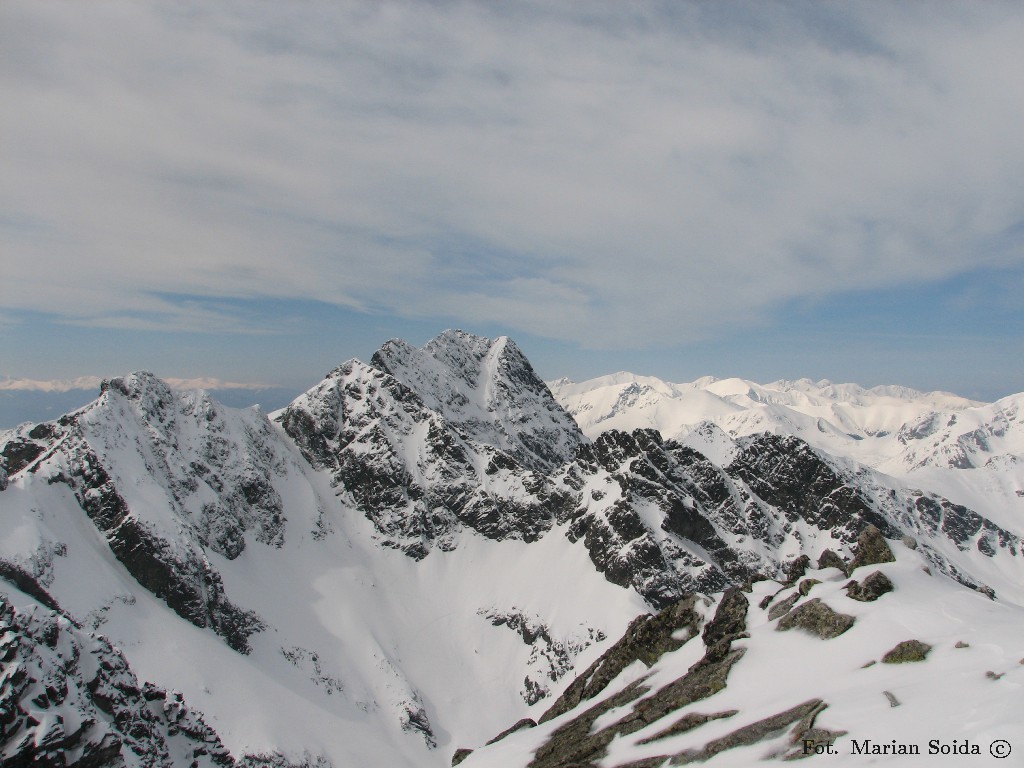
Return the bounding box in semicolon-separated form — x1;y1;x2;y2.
2;359;1023;767
550;374;1024;531
0;375;646;767
463;544;1024;767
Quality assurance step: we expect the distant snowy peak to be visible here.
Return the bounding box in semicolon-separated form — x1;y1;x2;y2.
371;329;584;471
551;373;981;422
890;392;1024;472
550;373;1024;545
548;372;1011;472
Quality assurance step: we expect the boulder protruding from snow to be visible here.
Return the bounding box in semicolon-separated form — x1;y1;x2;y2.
846;571;895;602
776;598;856;639
882;639;932;663
850;525;896;571
817;548;849;575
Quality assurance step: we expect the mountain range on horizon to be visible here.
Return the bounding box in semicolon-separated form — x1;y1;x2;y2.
4;354;1019;434
2;329;1022;767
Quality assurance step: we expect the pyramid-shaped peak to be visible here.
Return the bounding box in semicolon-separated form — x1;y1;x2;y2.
372;330;525;394
370;330;583;470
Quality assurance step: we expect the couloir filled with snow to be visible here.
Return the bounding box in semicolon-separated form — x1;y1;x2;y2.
1;332;1022;767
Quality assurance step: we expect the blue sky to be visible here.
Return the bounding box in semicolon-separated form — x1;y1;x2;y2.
3;1;1023;412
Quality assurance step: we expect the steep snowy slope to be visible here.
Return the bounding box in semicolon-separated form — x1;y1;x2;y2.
371;330;583;471
461;528;1024;767
1;584;235;768
549;374;1024;531
2;332;1023;768
0;368;646;767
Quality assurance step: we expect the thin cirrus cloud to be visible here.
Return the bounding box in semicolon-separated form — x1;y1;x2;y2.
2;2;1023;349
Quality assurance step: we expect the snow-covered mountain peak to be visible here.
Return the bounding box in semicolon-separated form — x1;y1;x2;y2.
369;330;583;471
549;372;1024;540
3;337;1023;768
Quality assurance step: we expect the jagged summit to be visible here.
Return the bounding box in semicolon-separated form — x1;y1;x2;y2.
370;329;584;471
2;331;1023;768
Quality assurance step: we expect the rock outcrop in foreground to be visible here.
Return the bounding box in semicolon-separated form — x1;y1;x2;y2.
459;532;1024;767
2;331;1022;768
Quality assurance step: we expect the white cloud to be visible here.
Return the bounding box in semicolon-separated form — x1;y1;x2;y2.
163;377;270;391
2;1;1023;347
0;377;105;393
0;375;268;392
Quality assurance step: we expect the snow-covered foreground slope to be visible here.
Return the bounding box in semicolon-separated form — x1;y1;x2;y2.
462;530;1024;767
2;332;1023;767
0;368;645;767
549;374;1024;531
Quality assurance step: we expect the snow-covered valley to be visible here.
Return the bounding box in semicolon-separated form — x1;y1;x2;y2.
2;332;1022;767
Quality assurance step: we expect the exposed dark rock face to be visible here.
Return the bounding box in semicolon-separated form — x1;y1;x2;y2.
539;594;704;725
278;359;560;559
241;753;332;768
911;494;1018;557
1;436;45;476
783;555;811;583
480;609;605;704
0;374;280;653
523;591;748;768
451;747;474;766
58;443;264;654
559;431;747;606
768;593;800;622
100;374;288;559
556;425;1018;609
845;571;894;602
726;434;893;540
0;560;62;613
776;599;856;640
798;578;821;596
527;646;750;768
881;639;932;663
700;588;749;661
401;702;437;749
485;718;537;746
636;710;738;745
0;591;235;768
371;330;584;472
668;699;841;764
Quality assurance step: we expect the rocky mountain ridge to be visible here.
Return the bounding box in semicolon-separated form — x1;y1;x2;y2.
2;331;1022;767
459;527;1024;767
548;372;1024;475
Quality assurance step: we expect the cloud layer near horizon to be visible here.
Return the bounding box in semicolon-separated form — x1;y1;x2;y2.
3;2;1023;348
0;375;271;393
